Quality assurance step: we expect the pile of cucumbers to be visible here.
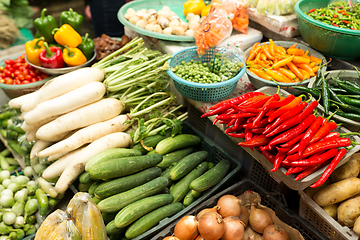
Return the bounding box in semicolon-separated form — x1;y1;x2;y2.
81;132;231;239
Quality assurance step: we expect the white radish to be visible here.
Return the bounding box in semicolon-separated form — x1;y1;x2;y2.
35;98;123;141
24;82;106;125
55;132;132;193
38;114;131;158
21;67;105;112
21;115;58;132
47;152;68;162
38;177;58;198
30;140;52;160
42;147;86;180
8;91;39;109
25;129;37;143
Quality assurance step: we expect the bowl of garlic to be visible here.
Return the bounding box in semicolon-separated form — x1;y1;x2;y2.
118;0;202;42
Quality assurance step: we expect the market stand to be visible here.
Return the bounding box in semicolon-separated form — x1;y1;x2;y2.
1;0;360;239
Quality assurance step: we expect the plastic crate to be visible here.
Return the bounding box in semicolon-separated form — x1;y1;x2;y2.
298;190;358;240
152;179;327;240
109;121;243;240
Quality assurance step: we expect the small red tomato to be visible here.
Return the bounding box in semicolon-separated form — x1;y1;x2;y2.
31;77;37;82
3;70;11;77
4;59;15;65
22;80;30;84
22;69;29;76
29;70;36;76
5;77;13;84
0;78;5;84
13;63;22;69
14;79;21;85
18;74;25;81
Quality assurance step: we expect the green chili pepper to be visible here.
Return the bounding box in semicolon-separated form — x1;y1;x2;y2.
78;33;95;60
336;111;360;121
60;8;83;32
337;81;360;95
322;74;330;115
34;8;58;43
329;88;345;104
331;100;360;114
338;95;360;107
36;188;49;216
292;86;320;98
338;94;360;99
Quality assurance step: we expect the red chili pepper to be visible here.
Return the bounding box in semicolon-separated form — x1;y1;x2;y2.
298;116;324;156
280;133;305;148
237;96;272;110
250;127;265;134
244;128;254;151
286;138;351;161
231;106;262;113
308;8;315;13
294;162;328;181
213;108;236;124
225;118;244;133
243;118;269;129
284;148;338;167
266;101;318;137
238;134;271;148
276;146;292;153
262;150;275;163
267;114;316;148
226;119;236;128
285;166;307;176
310;148;348;188
332;23;339;27
252;94;280;126
271;152;286;172
39;42;64;68
238;95;269;108
268;97;302;122
342;20;350;24
227;112;257;119
265;109;276;117
208;92;265;110
227;132;245;138
202;103;233;118
263;102;308;135
337;10;345;13
287;143;300;155
308;121;338;144
333;14;338;18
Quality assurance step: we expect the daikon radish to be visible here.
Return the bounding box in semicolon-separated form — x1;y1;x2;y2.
30;140;52;159
36;98;123;141
42;147;86;179
8;91;39;108
55;132;132;193
24;82;106;125
21;115;58;132
38;114;131;158
25;129;37;142
21;67;105;112
47;152;68;162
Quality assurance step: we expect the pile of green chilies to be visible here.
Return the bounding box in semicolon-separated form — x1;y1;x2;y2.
306;0;360;30
202;91;360;188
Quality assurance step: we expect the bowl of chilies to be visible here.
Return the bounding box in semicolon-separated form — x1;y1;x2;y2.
303;69;360;132
201;86;360;190
295;0;360;59
244;41;326;95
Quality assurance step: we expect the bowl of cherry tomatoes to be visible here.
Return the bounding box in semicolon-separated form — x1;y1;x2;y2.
0;54;53;99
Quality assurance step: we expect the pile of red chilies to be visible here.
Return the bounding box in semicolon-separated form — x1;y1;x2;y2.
202;91;360;188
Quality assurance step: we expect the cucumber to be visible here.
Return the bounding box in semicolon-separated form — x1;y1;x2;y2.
125;202;184;239
157;147;195;169
106;220;126;236
88;180;103;195
147;149;156;155
92;195;102;204
85;148;142;172
160;167;174;187
183;189;202;207
159;187;170;194
88;154;163;180
95;167;162;199
77;182;93;192
102;212;118;225
79;172;94;184
170;162;209;202
190;159;231;192
98;177;169;213
155;134;201;155
132;130;172;154
169;151;208;180
115;194;174;228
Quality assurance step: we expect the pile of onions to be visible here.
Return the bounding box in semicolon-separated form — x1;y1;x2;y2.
248;204;273;234
198;211;225;240
216;195;242;218
174;215;198;240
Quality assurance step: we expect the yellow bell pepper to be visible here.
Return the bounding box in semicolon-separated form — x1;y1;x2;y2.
63;45;87;67
25;37;45;66
183;0;206;16
201;4;211;17
52;24;82;48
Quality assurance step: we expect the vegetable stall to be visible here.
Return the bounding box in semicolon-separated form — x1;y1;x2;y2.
0;0;360;239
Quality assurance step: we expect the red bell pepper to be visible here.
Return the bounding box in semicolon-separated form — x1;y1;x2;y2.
39;42;64;68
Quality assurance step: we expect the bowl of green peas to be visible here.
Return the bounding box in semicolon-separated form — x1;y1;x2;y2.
295;0;360;59
167;47;246;102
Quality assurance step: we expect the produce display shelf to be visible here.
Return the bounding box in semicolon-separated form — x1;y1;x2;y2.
129;120;242;240
152;179;327;240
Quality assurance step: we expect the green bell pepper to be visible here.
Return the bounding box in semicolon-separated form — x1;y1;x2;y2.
78;33;95;60
60;8;83;33
34;8;58;43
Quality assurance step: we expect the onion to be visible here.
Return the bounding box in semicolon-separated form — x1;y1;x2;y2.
174;215;198;240
196;205;220;219
217;195;242;218
239;205;249;226
221;216;245;240
197;211;225;240
162;237;180;240
195;235;205;240
249;205;273;234
263;224;289;240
